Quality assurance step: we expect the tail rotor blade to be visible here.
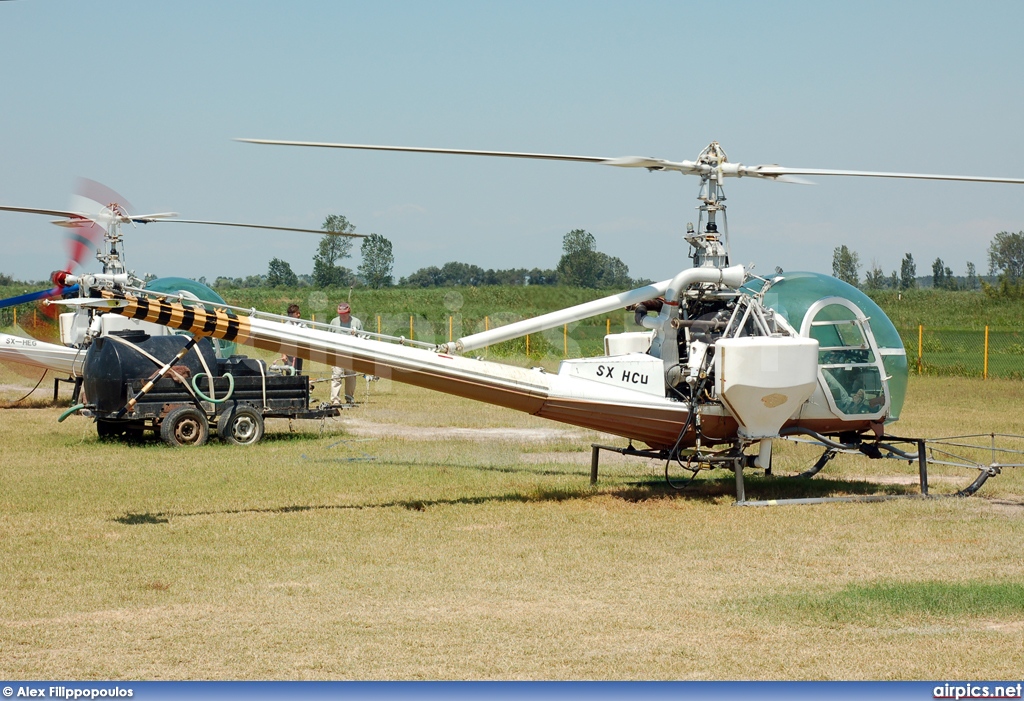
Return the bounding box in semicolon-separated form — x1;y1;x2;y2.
0;287;63;309
62;217;104;272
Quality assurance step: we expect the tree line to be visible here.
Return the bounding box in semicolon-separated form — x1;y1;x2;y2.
831;231;1024;297
213;216;648;290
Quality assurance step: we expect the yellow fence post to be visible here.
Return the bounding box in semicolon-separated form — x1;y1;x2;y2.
377;315;381;335
526;334;530;356
984;325;989;380
606;318;610;336
917;324;923;374
409;315;414;341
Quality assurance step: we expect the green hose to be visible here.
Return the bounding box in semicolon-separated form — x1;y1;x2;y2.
58;403;85;422
192;372;235;403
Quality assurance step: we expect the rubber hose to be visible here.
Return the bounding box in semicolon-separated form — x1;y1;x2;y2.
58;403;85;422
192;373;235;403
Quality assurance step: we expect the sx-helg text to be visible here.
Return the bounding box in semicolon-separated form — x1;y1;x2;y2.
71;140;1024;503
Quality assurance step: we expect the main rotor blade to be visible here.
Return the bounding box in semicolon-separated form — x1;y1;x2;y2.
0;205;92;219
238;139;1024;185
236;138;699;173
739;165;1024;185
126;212;180;222
1;204;146;226
238;138;610;162
152;219;367;237
46;297;132;309
0;204;356;237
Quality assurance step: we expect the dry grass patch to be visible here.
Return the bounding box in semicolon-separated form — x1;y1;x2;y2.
1;374;1023;679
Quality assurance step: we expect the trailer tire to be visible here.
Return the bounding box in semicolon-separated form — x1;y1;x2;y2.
160;406;209;447
218;405;264;446
96;419;146;442
96;419;121;440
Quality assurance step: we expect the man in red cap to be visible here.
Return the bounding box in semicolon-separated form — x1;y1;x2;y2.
328;301;363;404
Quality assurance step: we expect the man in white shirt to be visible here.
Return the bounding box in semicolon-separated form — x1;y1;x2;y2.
329;302;363;404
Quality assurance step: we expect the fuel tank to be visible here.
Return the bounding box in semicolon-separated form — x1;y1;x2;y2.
83;331;219;414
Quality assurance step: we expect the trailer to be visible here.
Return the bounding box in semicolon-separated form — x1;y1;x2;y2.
81;330;339;446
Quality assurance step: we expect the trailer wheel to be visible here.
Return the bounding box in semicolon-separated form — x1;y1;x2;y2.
96;419;121;440
160;406;209;447
96;420;146;442
218;405;264;446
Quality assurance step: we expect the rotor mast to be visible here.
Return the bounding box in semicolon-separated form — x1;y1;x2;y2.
686;142;731;269
97;204;128;276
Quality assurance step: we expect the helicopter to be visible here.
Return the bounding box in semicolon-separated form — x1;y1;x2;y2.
62;141;1024;501
0;179;363;437
0;178;362;348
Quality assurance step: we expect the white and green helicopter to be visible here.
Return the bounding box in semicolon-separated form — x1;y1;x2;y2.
66;141;1024;503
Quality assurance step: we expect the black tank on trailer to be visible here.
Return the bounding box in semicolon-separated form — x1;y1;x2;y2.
82;329;339;446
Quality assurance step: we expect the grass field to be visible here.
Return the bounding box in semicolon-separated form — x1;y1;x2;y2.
1;363;1022;680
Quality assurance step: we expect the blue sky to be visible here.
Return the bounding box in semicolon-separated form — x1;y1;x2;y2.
2;0;1023;285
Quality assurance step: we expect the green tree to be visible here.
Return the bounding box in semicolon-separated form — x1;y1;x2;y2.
358;234;394;289
555;229;633;288
863;259;887;291
595;252;633;288
400;266;442;287
312;215;355;287
831;245;860;287
266;257;298;287
439;261;486;286
900;253;917;290
965;261;978;290
931;257;947;289
557;229;602;287
987;231;1024;283
526;268;558;285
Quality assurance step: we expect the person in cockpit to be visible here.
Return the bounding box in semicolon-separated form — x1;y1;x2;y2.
822;368;870;413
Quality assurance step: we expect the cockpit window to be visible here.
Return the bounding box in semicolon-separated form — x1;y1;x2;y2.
811;318;875;364
821;365;883;414
810;302;885;417
753;271;907;421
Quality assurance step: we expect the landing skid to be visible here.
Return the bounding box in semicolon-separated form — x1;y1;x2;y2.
589;433;1024;505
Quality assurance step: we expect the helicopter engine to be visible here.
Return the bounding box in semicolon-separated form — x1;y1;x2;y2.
634;276;821;451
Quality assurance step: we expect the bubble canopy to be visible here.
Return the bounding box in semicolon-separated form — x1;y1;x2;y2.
744;271;908;421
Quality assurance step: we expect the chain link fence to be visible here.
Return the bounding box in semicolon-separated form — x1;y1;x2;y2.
6;298;1021;380
897;326;1024;379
